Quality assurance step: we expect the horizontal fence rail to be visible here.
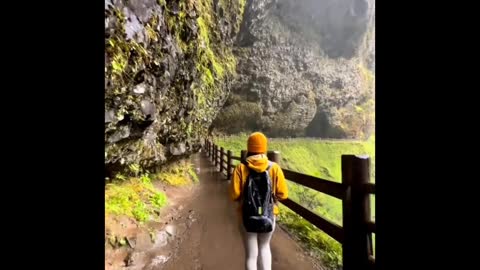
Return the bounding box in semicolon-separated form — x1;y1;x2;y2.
281;198;344;243
203;139;375;270
282;169;347;200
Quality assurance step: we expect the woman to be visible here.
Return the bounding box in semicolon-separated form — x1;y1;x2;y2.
230;132;288;270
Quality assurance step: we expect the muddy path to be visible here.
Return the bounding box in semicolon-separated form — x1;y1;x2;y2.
160;153;322;270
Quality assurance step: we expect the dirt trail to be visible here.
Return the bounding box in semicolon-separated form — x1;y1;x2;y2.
161;153;321;270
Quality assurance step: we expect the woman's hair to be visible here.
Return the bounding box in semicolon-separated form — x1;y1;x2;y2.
246;152;264;157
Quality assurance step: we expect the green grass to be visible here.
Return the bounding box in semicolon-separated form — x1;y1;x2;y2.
151;192;168;208
105;174;168;223
154;160;200;186
105;159;199;224
216;134;374;179
279;205;342;269
215;134;375;269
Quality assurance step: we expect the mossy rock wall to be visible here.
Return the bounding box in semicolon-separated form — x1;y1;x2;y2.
105;0;245;173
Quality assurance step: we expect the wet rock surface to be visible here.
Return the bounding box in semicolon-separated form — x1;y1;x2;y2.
214;0;375;138
105;0;245;174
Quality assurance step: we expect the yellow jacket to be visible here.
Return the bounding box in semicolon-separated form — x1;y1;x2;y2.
230;154;288;216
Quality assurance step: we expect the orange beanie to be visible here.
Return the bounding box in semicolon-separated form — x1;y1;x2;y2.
247;132;268;153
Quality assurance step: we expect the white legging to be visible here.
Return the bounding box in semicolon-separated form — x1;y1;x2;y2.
244;218;275;270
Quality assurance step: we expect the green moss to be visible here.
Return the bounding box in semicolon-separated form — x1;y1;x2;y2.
113;7;126;23
147;14;159;32
186;122;193;137
106;35;146;82
145;26;158;42
198;93;206;107
210;53;225;78
197;17;210;46
167;16;176;31
112;54;127;75
203;68;214;85
179;11;186;20
218;0;246;34
195;0;236;83
106;0;245;168
239;0;247;16
196;2;238;79
236;0;247;32
224;53;237;74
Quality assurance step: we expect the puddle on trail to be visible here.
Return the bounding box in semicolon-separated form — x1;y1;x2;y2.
121;209;198;270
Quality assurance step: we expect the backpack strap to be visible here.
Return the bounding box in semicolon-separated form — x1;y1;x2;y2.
266;161;273;172
266;161;278;203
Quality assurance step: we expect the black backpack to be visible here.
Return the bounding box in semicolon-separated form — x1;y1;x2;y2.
242;160;275;233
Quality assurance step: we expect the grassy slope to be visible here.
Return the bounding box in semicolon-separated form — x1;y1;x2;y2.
215;134;375;269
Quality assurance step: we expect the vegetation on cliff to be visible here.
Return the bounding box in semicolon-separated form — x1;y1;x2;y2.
105;0;247;174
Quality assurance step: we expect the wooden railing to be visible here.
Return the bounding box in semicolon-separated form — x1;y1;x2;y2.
203;139;375;270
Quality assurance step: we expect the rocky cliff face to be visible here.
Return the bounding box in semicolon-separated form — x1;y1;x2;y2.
104;0;374;174
105;0;246;174
213;0;375;138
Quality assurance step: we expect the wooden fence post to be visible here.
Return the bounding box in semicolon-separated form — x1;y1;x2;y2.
207;140;210;158
220;147;225;174
216;145;220;170
267;151;280;164
227;150;232;180
212;142;215;164
205;138;208;154
212;143;214;163
241;150;247;163
210;141;213;161
342;155;371;270
208;140;211;157
214;145;218;168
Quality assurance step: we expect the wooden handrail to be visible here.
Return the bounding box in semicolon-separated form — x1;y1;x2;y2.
221;164;228;172
367;221;376;233
283;169;347;200
281;198;344;243
364;183;375;194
